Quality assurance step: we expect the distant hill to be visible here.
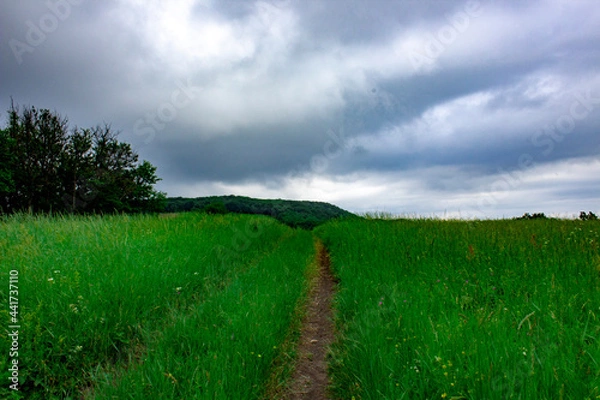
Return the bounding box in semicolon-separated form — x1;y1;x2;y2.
164;195;355;229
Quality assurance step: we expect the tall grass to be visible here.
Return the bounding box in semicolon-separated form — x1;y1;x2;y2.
4;212;600;399
316;218;600;399
92;228;314;399
0;213;313;399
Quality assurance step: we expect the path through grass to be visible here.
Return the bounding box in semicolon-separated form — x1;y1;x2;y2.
286;241;336;399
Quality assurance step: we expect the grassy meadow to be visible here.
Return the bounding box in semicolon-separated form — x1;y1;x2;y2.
2;211;600;399
0;213;314;399
316;218;600;399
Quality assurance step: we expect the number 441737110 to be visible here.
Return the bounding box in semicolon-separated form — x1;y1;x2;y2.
9;270;19;324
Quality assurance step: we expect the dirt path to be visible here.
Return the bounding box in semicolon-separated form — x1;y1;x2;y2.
287;242;337;399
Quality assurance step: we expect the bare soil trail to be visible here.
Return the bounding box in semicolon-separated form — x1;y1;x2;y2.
287;241;337;399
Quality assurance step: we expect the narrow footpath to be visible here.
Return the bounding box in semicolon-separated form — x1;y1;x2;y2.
287;242;337;399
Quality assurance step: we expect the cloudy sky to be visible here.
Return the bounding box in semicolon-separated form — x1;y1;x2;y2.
2;0;599;218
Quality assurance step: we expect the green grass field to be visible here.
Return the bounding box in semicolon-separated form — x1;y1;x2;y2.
316;218;600;399
0;213;314;399
2;213;600;399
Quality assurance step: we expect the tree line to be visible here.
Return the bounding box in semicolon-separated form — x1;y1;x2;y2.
0;102;165;214
165;195;355;229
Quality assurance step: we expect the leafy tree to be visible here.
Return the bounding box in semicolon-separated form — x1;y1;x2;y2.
86;125;136;213
1;102;164;214
61;127;95;212
5;103;68;212
85;125;166;213
579;211;598;221
516;212;548;220
128;160;166;213
202;201;228;215
0;128;15;211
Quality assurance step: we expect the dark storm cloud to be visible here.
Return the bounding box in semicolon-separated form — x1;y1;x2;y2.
148;117;344;183
1;1;159;124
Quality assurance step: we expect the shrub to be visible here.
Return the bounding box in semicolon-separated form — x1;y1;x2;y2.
579;211;598;221
202;201;228;215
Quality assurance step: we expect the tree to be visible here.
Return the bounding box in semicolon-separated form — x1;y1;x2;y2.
5;103;68;212
0;128;15;212
202;201;228;215
61;127;95;212
85;124;166;214
580;211;598;221
128;160;166;213
86;125;136;213
1;102;164;215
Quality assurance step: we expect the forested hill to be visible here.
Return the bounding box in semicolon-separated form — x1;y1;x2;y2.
165;195;355;229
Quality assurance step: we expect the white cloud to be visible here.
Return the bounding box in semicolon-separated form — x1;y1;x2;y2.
349;66;600;163
112;0;256;71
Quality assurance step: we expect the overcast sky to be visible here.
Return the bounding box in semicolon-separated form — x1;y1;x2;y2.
2;0;599;218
